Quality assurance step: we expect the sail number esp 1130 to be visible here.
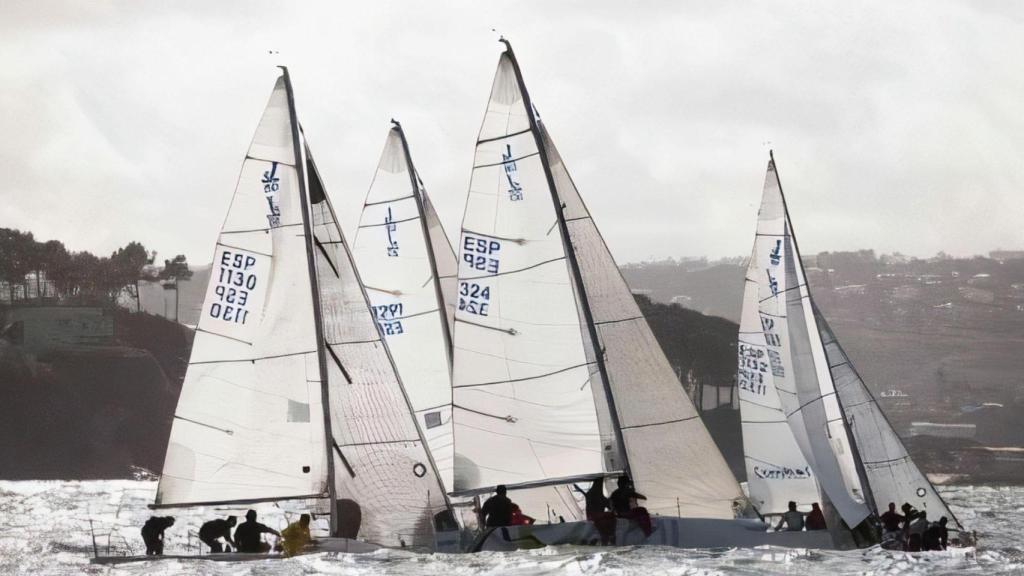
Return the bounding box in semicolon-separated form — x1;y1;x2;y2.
209;250;259;325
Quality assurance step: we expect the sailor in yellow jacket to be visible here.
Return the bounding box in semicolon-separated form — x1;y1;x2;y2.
279;514;313;557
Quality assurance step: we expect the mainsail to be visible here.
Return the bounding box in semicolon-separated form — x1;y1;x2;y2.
450;46;607;494
814;303;963;531
737;246;820;515
155;74;327;508
541;123;746;519
352;122;456;493
752;154;872;528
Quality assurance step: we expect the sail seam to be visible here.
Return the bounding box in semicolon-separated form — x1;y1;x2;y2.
461;256;566;280
363;194;415;207
453;361;594;389
784;390;836;417
593;315;644;326
476;127;531;144
194;327;253;346
758;283;807;303
620;415;699;430
473;151;539;169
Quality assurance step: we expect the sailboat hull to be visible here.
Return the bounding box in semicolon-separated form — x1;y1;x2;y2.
89;537;388;564
473;517;837;551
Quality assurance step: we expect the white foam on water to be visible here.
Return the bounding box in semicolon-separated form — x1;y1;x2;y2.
0;481;1021;575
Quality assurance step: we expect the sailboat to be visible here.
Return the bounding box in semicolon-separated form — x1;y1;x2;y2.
451;40;830;551
352;122;584;527
737;152;971;548
93;69;458;564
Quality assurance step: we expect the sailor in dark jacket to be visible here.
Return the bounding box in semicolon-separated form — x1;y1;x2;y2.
141;516;175;555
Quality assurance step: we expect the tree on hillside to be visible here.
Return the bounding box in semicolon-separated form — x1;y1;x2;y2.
158;254;193;281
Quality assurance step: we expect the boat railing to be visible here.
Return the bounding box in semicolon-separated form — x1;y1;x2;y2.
87;517;203;559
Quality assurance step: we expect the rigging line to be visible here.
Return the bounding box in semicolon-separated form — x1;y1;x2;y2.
325;345;353;384
619;414;699;431
473;150;540;169
188;349;316;366
454;361;594;389
174;416;233;435
739;397;788;411
194;327;253;346
828;360;850;370
221;223;303;235
244;154;295;166
564;215;590;222
741;419;790;424
314;237;340;278
461;229;526;244
363;193;415;207
594;315;644;326
455;317;517;335
461;256;566;280
784;390;837;418
332;442;356;478
358;215;420;229
476;127;531;144
758;310;786;318
318;239;344;245
453;404;517;423
215;241;272;258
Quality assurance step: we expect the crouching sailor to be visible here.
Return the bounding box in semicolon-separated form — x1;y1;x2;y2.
279;514;313;557
198;515;237;553
140;516;175;555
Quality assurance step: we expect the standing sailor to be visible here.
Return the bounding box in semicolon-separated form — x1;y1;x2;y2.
480;485;513;527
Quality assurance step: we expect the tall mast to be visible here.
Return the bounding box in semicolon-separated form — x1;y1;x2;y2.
770;149;876;517
499;39;631;478
391;120;455;373
281;67;339;535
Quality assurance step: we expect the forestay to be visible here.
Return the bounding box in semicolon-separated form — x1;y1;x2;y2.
353;125;455;492
451;51;605;494
814;305;962;530
542;124;745;519
306;145;450;549
738;246;820;515
757;156;871;527
155;76;327;507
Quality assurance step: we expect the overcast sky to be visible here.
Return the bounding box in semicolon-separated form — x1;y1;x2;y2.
2;1;1022;266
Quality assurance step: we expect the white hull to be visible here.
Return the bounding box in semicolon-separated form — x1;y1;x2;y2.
474;517;836;551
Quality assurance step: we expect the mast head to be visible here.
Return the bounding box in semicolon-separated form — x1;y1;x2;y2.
499;37;513;54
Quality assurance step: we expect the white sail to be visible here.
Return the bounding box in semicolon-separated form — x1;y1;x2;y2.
352;125;455;493
738;247;820;514
306;145;450;548
756;156;871;527
814;305;963;530
542;124;745;519
451;51;605;494
155;75;327;507
422;188;459;344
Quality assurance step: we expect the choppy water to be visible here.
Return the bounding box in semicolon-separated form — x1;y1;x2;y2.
0;481;1021;575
